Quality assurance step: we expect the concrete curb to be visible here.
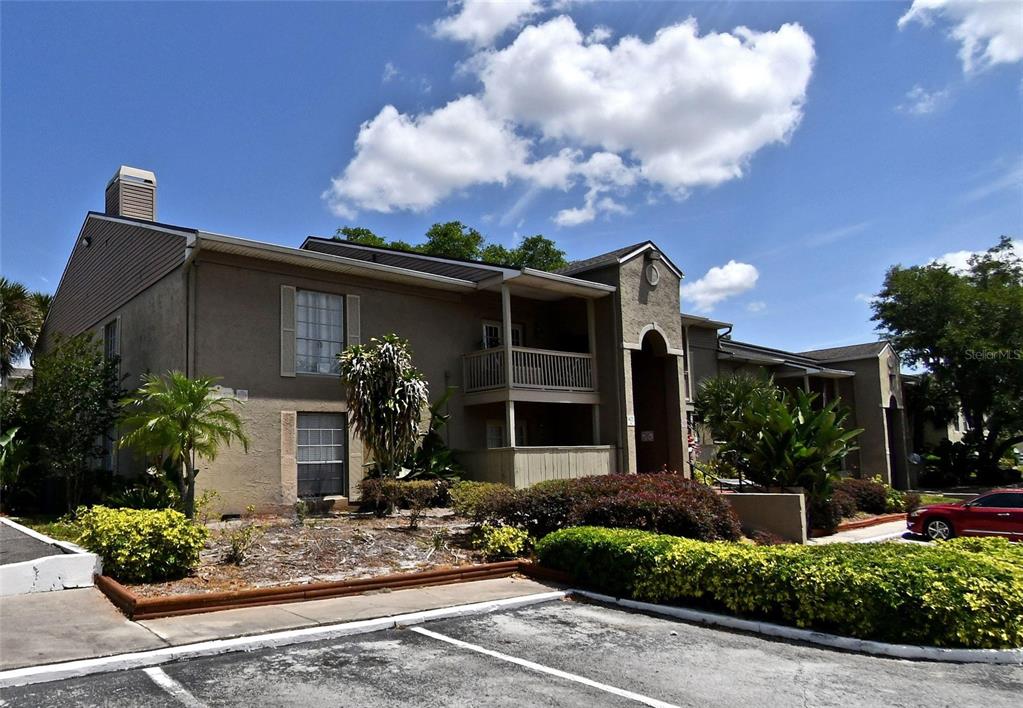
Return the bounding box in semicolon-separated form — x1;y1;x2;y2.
572;590;1023;665
0;590;569;688
0;518;101;596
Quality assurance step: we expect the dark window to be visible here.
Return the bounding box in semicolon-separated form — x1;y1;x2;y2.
971;493;1023;509
297;413;346;497
104;319;118;360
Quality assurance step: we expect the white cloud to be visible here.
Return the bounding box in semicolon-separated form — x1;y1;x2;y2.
680;260;760;312
899;0;1023;73
804;221;871;247
323;97;531;215
932;239;1023;271
326;15;816;222
382;62;400;83
434;0;542;48
897;84;951;114
746;300;767;313
854;292;878;305
478;17;815;196
585;25;613;44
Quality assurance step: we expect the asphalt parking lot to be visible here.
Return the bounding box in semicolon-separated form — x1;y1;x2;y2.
3;599;1020;708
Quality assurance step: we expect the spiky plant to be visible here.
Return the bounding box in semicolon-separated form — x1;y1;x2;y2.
339;334;428;477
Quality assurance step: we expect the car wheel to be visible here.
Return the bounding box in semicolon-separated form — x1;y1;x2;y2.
925;518;953;541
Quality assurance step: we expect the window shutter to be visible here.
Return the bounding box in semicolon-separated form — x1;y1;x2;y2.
346;294;361;347
281;285;296;377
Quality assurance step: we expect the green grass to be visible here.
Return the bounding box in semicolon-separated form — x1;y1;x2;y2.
13;516;82;543
918;494;963;506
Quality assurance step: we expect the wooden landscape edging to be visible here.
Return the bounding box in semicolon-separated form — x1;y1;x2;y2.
96;560;566;620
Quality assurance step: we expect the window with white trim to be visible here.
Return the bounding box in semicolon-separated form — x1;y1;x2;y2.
296;290;344;374
482;321;522;349
297;413;346;497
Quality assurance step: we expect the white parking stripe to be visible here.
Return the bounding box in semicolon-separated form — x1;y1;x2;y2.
142;667;206;708
410;626;681;708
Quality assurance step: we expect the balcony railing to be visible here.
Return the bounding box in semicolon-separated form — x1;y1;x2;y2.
463;346;595;394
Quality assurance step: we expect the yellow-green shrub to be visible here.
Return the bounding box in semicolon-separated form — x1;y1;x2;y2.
76;506;208;583
536;527;1023;649
473;524;530;560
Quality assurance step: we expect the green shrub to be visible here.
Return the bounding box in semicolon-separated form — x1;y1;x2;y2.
473;524;530;560
221;521;263;565
537;527;1023;649
831;488;857;518
76;505;208;583
835;477;889;515
450;474;741;542
449;481;518;525
359;478;450;520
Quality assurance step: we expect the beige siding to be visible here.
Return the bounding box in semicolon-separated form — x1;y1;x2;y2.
40;216;188;350
459;446;614;487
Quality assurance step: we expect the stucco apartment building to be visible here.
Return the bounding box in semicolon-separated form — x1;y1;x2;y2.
683;315;914;489
40;167;915;513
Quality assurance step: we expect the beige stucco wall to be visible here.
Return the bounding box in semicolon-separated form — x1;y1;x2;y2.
85;269;189;474
579;252;689;475
722;492;807;544
185;252;622;513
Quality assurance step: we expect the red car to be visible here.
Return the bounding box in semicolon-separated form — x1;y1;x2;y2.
907;489;1023;541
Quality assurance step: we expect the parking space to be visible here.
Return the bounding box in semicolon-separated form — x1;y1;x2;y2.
3;599;1020;707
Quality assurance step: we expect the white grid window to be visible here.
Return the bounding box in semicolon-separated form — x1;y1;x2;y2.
296;290;344;374
482;321;522;349
297;413;346;497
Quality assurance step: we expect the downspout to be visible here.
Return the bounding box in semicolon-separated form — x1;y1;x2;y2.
183;233;200;378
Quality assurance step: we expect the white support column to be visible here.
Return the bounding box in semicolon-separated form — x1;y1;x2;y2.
802;373;810;393
502;284;514;389
506;400;517;447
502;284;516;448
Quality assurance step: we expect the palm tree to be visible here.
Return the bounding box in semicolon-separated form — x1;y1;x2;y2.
120;372;249;518
0;278;45;379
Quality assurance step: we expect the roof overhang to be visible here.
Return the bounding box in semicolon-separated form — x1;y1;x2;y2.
773;365;855;379
619;242;684;280
196;231;478;293
196;232;614;299
682;313;732;329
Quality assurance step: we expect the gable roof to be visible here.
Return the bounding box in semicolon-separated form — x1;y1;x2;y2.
557;240;684;280
800;342;892;363
41;213;193;345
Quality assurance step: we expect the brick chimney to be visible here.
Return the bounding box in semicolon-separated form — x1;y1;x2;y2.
105;165;157;221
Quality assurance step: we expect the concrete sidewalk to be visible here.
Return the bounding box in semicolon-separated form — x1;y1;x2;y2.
809;519;917;545
0;576;559;671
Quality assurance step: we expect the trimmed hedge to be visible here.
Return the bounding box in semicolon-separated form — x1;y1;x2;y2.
537;526;1023;649
450;475;741;542
76;506;208;583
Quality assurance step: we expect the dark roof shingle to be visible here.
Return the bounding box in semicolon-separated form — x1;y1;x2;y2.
556;241;651;276
800;342;890;362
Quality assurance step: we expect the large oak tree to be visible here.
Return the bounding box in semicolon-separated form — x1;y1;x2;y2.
872;237;1023;478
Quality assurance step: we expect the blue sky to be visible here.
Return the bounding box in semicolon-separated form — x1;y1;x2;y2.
2;1;1021;352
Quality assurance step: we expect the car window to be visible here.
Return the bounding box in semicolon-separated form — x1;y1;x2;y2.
970;493;1021;508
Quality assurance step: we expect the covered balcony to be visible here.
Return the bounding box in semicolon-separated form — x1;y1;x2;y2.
460;271;609;409
463;346;595;394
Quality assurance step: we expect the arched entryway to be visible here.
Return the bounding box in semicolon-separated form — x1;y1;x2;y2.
631;330;671;472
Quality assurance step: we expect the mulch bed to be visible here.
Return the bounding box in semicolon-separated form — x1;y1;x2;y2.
129;509;487;598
